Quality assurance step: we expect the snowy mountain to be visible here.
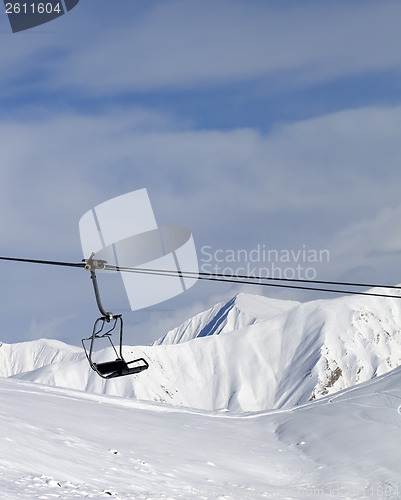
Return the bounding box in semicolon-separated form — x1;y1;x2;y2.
2;290;401;497
0;338;81;377
153;293;300;345
2;290;401;412
1;365;401;499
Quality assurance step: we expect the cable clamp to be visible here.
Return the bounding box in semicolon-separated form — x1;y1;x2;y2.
83;252;107;271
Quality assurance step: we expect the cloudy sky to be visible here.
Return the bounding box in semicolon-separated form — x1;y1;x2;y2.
1;0;401;346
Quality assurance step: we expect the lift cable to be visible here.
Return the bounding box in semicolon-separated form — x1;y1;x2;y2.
106;264;401;291
103;264;401;299
0;254;400;299
0;255;85;268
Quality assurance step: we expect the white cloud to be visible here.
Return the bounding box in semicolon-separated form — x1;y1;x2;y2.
2;1;401;95
0;102;400;342
58;1;401;92
328;204;401;284
1;103;401;253
2;0;401;345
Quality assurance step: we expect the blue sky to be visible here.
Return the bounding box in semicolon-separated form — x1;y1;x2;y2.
1;0;401;345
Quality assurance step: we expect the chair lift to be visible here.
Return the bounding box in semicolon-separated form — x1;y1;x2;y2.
81;253;149;379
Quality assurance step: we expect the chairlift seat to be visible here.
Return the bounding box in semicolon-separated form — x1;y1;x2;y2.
93;357;149;379
82;314;149;379
94;359;128;376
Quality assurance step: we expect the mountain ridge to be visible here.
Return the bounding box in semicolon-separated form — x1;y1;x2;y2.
2;290;401;412
153;292;300;345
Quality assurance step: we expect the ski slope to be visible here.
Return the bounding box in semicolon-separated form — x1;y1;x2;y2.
1;291;401;498
2;291;401;412
0;368;400;499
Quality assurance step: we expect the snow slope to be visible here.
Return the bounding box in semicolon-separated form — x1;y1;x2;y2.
2;291;401;412
1;367;401;499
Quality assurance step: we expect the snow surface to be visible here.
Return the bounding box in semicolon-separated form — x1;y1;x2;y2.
0;367;401;499
1;291;401;498
2;291;401;412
